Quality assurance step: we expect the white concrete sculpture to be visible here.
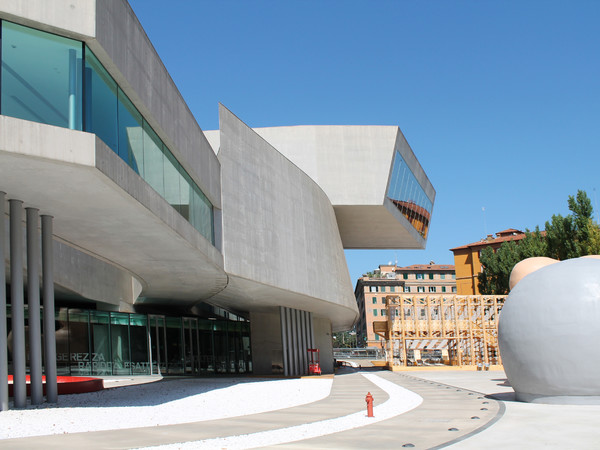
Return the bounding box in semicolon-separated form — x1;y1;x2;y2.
499;257;600;404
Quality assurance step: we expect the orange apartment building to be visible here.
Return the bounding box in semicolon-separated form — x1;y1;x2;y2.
355;263;456;348
449;229;526;295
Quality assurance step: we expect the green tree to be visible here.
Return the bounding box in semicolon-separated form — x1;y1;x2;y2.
478;241;522;295
545;190;594;259
332;331;357;348
477;190;600;294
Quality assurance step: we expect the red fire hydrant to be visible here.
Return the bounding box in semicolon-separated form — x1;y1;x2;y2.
365;392;374;417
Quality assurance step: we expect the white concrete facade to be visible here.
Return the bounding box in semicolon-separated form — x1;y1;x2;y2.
0;0;434;381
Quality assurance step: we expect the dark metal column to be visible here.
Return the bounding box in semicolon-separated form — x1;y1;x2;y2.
0;193;8;411
26;208;43;405
42;215;57;403
10;199;26;408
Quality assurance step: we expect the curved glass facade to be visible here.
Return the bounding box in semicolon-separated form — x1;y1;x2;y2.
0;21;214;244
387;150;433;238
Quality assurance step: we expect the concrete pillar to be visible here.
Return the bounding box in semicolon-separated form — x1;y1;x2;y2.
279;307;289;376
308;312;315;350
42;215;57;403
26;208;43;405
299;311;307;375
10;199;26;408
0;193;8;411
289;308;298;375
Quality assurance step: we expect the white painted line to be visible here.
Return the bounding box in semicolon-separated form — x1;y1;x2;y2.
142;373;423;450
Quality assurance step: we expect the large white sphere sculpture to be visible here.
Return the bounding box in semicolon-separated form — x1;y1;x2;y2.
499;257;600;404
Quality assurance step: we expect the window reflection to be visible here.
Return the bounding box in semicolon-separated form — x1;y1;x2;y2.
386;150;433;238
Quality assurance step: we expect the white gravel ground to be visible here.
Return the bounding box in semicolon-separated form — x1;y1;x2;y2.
143;374;423;450
0;377;333;439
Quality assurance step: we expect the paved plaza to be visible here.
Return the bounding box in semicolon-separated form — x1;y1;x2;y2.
1;367;599;449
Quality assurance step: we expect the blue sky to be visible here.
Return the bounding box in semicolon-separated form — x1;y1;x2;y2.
129;0;600;284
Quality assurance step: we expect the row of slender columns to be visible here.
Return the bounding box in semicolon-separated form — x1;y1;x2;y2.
280;307;314;376
0;194;56;410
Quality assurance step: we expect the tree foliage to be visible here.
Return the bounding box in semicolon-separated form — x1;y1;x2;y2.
478;190;599;294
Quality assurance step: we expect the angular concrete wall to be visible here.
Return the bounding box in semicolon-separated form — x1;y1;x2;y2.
211;106;357;330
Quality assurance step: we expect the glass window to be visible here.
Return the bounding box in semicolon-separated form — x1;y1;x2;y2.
373;309;378;317
381;309;386;316
441;274;446;280
117;88;143;171
403;273;408;280
130;314;150;374
55;308;70;375
429;286;436;293
375;334;379;341
84;46;118;151
2;22;83;130
68;310;90;375
429;273;434;280
452;274;456;279
372;297;377;304
386;150;433;238
198;319;215;373
452;286;457;292
165;316;184;374
90;311;111;375
3;23;215;246
417;286;425;293
369;286;377;293
163;148;183;214
442;286;447;293
416;273;424;280
390;286;395;292
110;312;131;375
380;286;385;293
142;122;165;196
404;286;411;293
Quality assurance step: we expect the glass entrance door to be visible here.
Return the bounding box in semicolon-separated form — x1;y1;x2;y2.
149;315;167;375
183;317;199;375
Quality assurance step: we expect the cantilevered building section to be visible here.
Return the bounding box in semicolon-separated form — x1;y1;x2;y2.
0;0;435;408
252;126;435;248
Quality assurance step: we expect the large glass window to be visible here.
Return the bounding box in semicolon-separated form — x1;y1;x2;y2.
110;313;131;375
129;314;150;375
90;311;111;375
84;48;117;151
2;22;82;130
165;317;184;374
117;88;144;171
198;320;215;373
1;22;215;245
386;150;433;238
68;310;90;375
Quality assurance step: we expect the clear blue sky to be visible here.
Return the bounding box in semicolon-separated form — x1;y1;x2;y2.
129;0;600;284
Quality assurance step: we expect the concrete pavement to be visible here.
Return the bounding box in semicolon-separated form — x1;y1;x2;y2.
2;368;598;449
0;368;501;449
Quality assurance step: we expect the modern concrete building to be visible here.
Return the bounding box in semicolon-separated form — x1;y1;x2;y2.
0;0;434;408
355;264;455;348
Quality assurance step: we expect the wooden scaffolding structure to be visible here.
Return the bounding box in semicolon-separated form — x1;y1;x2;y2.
373;295;506;369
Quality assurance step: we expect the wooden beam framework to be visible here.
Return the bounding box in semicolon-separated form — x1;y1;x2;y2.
373;295;506;369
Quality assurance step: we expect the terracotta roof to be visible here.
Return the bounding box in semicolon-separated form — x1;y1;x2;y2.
449;230;526;252
395;264;455;271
